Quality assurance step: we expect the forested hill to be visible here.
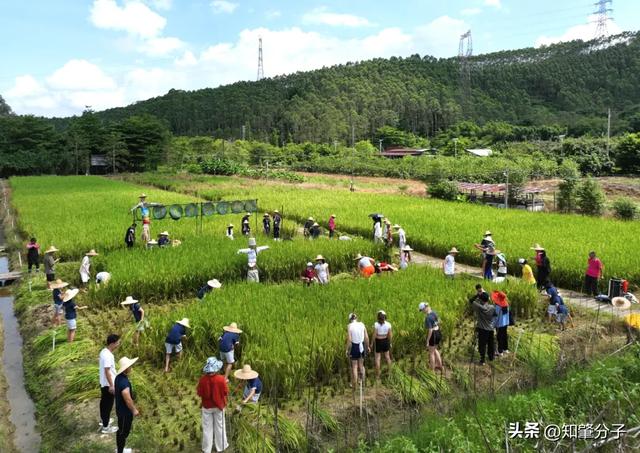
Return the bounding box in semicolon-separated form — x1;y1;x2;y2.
92;32;640;142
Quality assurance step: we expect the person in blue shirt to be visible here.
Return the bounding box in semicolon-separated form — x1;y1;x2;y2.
234;365;262;404
114;356;140;453
62;288;87;343
419;302;443;371
272;211;282;240
49;279;68;327
555;303;573;331
491;291;511;356
157;231;170;247
164;318;190;373
218;323;242;380
121;296;146;347
263;213;271;235
197;279;222;301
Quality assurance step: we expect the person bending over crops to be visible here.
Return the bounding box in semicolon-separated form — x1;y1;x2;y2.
26;237;40;273
62;288;87;343
346;313;370;388
234;365;262;405
419;303;443;371
370;310;393;380
96;271;111;285
49;279;68;327
164;318;190;373
115;356;140;453
219;323;242;380
237;238;269;283
491;291;510;356
124;223;136;248
585;251;604;297
198;279;222;300
469;288;496;365
121;296;146;347
303;217;314;238
354;254;376;278
301;262;317;286
98;334;120;434
545;285;565;323
556;303;573;331
518;259;536;287
314;255;330;284
80;249;98;287
197;357;229;453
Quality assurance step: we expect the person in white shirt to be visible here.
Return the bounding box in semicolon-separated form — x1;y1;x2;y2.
495;252;508;278
400;245;413;270
373;220;383;243
393;225;406;250
346;313;370;388
99;334;120;434
370;310;393;380
237;237;269;282
80;249;98;286
226;224;234;240
96;271;111;285
443;247;458;279
314;255;330;284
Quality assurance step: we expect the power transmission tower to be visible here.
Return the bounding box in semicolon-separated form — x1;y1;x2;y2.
593;0;612;39
257;37;265;81
458;30;473;116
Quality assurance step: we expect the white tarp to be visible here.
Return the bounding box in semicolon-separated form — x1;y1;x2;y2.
465;148;493;157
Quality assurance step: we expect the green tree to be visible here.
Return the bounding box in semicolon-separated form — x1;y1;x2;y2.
117;114;171;171
576;177;606;216
615;133;640;174
612;197;637;220
0;95;13;117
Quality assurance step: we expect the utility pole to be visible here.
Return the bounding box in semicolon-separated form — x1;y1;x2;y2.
453;138;458;158
504;169;509;209
112;142;116;174
333;140;338;153
257;37;265;81
351;124;355;147
378;139;383;153
458;30;473;117
593;0;613;39
242;125;246;141
606;107;611;159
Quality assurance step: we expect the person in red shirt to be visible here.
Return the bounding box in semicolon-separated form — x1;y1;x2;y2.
301;262;317;286
328;214;336;238
585;251;604;297
197;357;229;452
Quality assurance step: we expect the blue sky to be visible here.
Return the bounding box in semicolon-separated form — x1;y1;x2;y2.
1;0;637;117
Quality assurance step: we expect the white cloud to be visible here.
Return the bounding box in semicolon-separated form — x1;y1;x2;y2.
211;1;238;14
6;16;469;117
535;16;622;47
303;7;373;27
138;36;185;56
90;0;166;38
484;0;501;8
145;0;172;10
461;8;482;16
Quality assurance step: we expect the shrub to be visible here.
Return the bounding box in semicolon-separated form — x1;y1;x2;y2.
427;180;459;201
612;197;637;220
576;177;606;216
200;157;242;175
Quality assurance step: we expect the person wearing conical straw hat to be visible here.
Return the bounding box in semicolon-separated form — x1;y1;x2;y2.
531;244;551;290
237;237;269;283
98;334;121;434
346;313;370;388
49;279;68;327
399;245;413;270
164;318;191;373
225;223;234;240
114;356;140;453
263;213;271;236
197;279;222;301
79;249;98;286
157;231;170;247
234;365;263;405
219;322;242;380
272;210;282;240
370;310;392;381
43;245;59;288
62;288;87;343
314;255;330;284
310;222;321;239
383;219;392;247
354;253;376;278
303;216;314;238
328;214;336;238
241;213;251;236
443;247;458;279
495;250;508;279
197;357;228;453
121;296;146;347
392;224;406;251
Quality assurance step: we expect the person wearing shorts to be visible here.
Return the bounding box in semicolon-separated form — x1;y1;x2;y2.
164;318;190;373
355;254;376;278
121;296;146;347
370;310;392;380
218;322;242;380
419;302;443;371
49;279;68;327
346;313;370;388
62;289;86;343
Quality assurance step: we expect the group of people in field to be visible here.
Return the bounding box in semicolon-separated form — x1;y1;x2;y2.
23;190;634;453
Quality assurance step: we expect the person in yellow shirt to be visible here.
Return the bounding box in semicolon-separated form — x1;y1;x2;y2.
518;258;536;286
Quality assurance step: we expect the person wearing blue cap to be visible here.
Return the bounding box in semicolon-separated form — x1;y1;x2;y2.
197;357;228;453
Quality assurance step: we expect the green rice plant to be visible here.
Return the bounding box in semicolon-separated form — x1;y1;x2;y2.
387;366;433;405
311;405;341;433
36;339;97;373
514;331;559;379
